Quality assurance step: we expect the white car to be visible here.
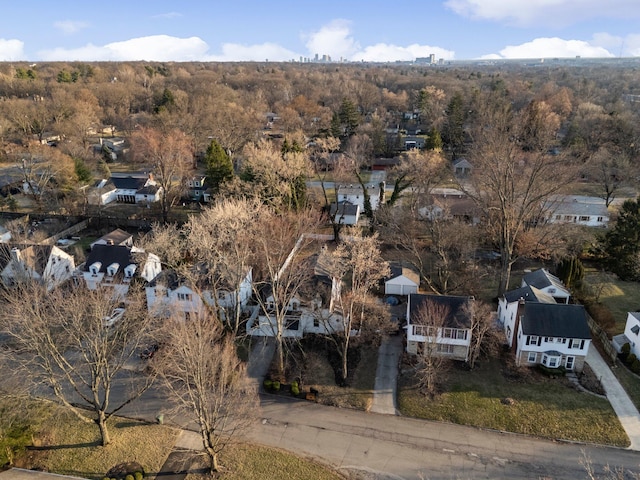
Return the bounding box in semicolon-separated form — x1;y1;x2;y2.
103;308;125;328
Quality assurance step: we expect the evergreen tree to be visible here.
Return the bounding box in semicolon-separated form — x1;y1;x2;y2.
556;257;585;290
205;140;234;194
425;127;443;151
601;198;640;281
338;99;360;138
443;92;466;158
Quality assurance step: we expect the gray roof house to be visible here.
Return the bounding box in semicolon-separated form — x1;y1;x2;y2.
512;302;591;372
521;268;571;304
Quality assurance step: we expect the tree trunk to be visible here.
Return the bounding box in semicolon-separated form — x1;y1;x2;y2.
97;411;111;446
497;256;512;297
210;452;219;473
276;330;285;378
341;335;350;386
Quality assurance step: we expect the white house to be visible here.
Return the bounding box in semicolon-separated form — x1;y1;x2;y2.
385;264;420;296
405;294;474;361
498;285;557;348
521;268;571;304
613;312;640;357
86;179;117;206
110;172;161;205
81;244;161;298
187;176;210;203
546;195;609;228
452;158;473;176
329;201;360;225
511;302;591;372
336;183;384;212
146;267;253;321
0;244;75;291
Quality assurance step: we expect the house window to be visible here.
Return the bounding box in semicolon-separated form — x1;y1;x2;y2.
555;215;562;220
579;216;589;222
597;216;603;222
570;339;583;349
528;352;537;363
177;293;192;301
545;337;552;343
436;344;454;354
529;335;538;344
443;328;454;339
548;357;558;368
313;318;319;328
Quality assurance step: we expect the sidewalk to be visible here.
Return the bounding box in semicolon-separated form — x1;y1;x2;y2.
586;344;640;450
369;335;403;415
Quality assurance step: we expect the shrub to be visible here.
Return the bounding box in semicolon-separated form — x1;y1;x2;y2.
125;475;134;480
632;359;640;375
622;343;631;355
626;353;637;366
134;472;144;480
263;379;272;389
537;364;566;377
291;381;300;396
271;381;280;392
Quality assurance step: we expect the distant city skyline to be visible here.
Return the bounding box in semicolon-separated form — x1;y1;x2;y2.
1;0;640;62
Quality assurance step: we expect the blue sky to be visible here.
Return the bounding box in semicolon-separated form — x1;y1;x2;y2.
1;0;640;62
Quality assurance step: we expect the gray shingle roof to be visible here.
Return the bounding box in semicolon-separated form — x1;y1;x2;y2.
408;294;473;328
521;303;591;339
522;269;568;294
503;285;556;304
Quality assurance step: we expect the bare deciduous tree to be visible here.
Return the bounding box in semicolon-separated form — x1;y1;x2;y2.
131;127;193;223
1;284;154;446
463;300;500;369
157;311;258;474
462;95;576;295
413;300;453;398
322;228;391;385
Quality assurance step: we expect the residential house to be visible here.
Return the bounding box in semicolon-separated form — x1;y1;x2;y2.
452;158;473;177
405;294;474;361
498;285;557;348
546;195;609;228
146;266;253;320
110;172;161;204
187;176;210;203
0;244;75;290
521;268;571;304
403;136;426;150
0;225;11;243
384;264;420;296
247;247;344;338
511;302;591;372
330;201;361;225
90;229;133;249
613;312;640;357
80;244;161;298
419;188;480;225
336;183;384;212
86;179;117;206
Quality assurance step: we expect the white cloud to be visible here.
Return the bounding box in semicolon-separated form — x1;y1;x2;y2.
0;39;25;60
622;34;640;56
351;43;455;62
39;35;210;61
445;0;640;27
303;19;360;60
481;37;614;59
54;20;89;35
152;12;183;19
207;43;298;62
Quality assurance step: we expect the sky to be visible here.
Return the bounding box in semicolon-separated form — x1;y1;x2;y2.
1;0;640;62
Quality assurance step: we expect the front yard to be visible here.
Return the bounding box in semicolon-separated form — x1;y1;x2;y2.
398;356;629;447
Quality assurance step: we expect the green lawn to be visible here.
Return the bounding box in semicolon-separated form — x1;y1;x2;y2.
612;364;640;412
584;272;640;334
398;358;629;447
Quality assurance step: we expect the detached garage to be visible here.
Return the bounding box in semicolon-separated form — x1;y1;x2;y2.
385;265;420;296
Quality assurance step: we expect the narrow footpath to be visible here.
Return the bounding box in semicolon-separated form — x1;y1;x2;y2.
585;345;640;450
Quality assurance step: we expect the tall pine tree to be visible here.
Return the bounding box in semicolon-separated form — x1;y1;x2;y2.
205;139;234;194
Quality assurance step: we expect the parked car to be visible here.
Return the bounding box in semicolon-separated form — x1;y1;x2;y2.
140;343;159;360
103;307;125;328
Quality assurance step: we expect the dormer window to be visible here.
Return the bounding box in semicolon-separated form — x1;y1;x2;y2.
89;262;102;275
107;263;120;276
124;264;136;278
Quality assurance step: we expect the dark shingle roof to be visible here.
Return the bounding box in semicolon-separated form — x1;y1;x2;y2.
408;294;473;328
110;175;148;190
84;244;134;272
522;268;567;293
136;184;160;195
387;263;420;285
521;303;591;339
503;285;556;304
330;201;359;216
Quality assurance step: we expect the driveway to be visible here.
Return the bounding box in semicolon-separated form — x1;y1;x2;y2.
586;345;640;450
370;335;403;415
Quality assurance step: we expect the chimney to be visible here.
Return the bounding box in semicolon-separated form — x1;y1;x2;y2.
10;247;21;263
